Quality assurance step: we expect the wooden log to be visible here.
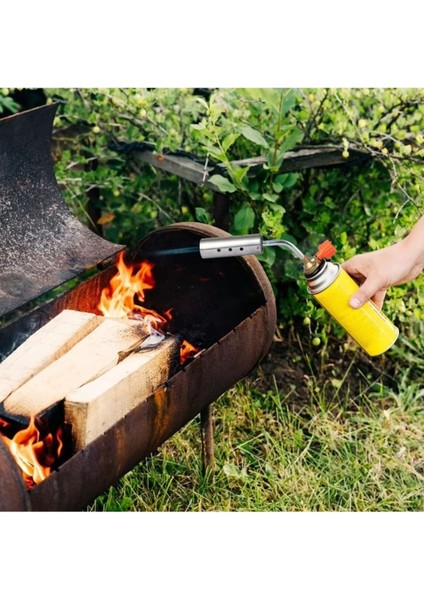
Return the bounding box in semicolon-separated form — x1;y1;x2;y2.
0;310;101;405
65;336;179;451
2;313;151;418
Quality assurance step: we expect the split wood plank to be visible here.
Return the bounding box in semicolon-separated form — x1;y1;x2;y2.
3;312;150;418
0;310;101;405
65;336;179;451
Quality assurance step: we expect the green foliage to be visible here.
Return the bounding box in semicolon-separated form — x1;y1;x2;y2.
6;87;423;329
208;174;236;193
234;203;255;234
0;88;20;114
43;88;211;247
188;88;424;328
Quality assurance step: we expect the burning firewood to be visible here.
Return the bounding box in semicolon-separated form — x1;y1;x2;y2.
65;334;177;451
0;416;63;488
0;309;179;456
0;310;101;405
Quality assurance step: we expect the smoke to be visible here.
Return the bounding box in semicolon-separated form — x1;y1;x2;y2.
0;313;47;363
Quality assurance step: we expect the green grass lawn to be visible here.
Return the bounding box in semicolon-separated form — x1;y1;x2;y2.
88;320;424;512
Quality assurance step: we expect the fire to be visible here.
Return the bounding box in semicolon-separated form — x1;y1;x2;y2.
98;251;199;364
0;417;11;429
98;252;166;329
0;416;63;488
180;340;198;363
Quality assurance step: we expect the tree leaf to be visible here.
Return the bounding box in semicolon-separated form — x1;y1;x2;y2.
259;247;276;267
222;132;239;152
208;174;237;193
239;125;269;148
234;203;255;234
223;463;248;479
275;173;299;189
232;165;250;187
195;207;211;224
281;89;297;117
263;192;279;203
259;89;281;113
239;88;264;101
195;96;209;111
203;145;227;162
223;463;240;478
0;96;21;113
191;122;205;131
280;128;303;154
272;203;286;215
97;212;116;225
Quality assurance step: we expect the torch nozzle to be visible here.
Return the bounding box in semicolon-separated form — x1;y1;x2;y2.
262;238;305;261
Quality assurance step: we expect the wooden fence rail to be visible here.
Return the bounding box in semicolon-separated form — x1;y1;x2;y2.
125;144;371;192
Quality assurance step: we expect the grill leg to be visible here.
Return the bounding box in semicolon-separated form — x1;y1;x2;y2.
200;404;215;473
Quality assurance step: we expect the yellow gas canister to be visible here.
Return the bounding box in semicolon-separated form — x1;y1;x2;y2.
305;242;399;356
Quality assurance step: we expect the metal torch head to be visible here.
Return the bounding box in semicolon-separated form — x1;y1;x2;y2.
199;234;263;259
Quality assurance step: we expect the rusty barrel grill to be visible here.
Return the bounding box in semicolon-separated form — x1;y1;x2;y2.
0;105;276;511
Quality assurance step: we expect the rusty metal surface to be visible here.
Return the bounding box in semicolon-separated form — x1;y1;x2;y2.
134;222;277;358
0;222;276;511
0;437;30;511
0;104;123;318
1;222;276;363
0;306;273;511
0;263;115;361
25;305;271;511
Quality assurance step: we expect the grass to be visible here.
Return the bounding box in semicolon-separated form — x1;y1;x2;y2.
88;320;424;512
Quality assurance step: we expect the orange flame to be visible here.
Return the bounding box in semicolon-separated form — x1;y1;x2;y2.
98;252;168;330
98;252;199;363
0;417;63;488
180;340;198;363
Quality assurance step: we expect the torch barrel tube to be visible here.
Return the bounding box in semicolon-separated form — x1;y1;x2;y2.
199;234;263;259
199;234;306;262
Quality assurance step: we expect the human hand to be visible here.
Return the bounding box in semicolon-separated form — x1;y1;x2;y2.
342;239;424;309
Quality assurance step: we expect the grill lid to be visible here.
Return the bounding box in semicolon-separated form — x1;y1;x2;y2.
0;103;124;318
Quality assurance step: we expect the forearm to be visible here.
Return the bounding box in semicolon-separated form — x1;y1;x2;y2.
399;215;424;271
342;215;424;308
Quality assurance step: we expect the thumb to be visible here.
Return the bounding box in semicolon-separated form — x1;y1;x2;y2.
349;279;383;309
